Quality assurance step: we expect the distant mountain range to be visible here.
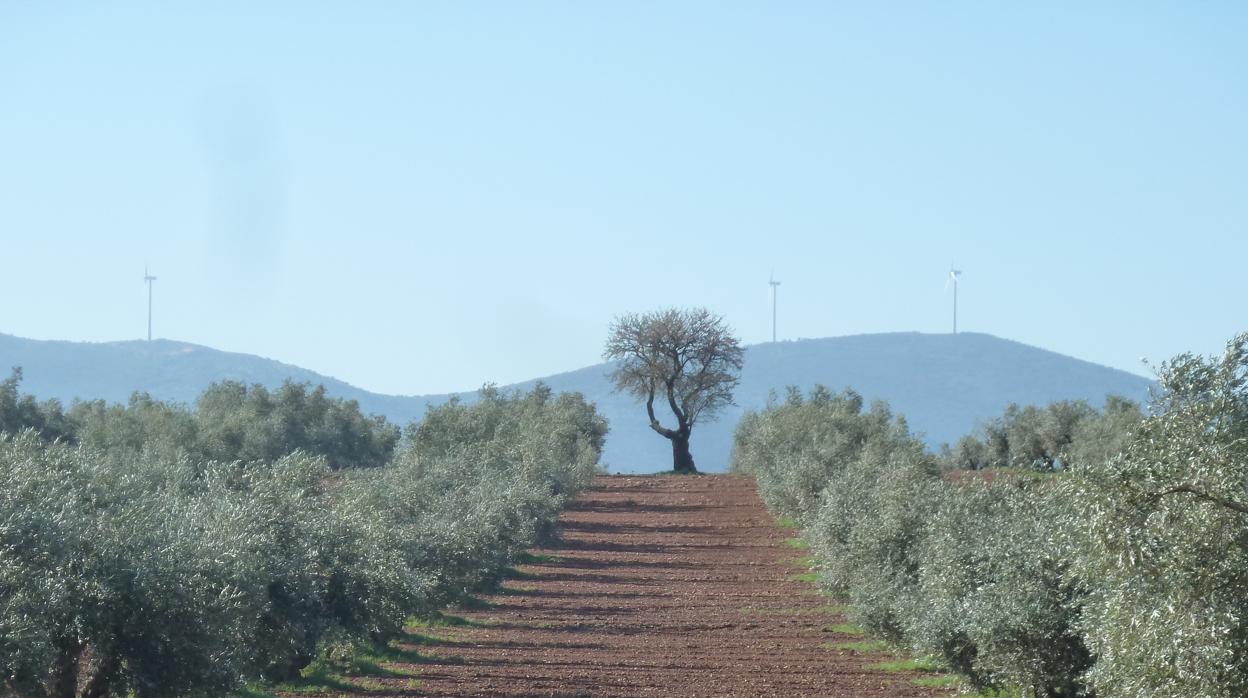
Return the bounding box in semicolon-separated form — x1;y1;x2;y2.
0;331;1153;473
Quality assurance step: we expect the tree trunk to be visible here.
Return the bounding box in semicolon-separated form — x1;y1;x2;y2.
47;634;81;698
670;433;697;473
263;653;314;683
79;643;120;698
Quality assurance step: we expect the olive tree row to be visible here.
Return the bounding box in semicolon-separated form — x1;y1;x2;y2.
0;384;606;697
70;380;402;469
1064;334;1248;697
940;395;1142;471
733;391;1108;695
734;335;1248;697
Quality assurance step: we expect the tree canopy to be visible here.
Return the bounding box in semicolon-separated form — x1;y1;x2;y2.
604;307;743;472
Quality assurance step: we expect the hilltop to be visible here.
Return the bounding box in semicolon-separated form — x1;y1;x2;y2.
0;331;1153;472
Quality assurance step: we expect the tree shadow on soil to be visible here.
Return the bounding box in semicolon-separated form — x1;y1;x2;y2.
540;555;698;571
492;587;668;601
556;539;745;553
526;571;658;585
565;500;706;514
484;602;639;617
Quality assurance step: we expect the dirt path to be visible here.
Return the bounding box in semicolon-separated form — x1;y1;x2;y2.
326;475;955;697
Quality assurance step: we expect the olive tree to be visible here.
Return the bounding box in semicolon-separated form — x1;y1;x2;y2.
195;381;399;469
604;308;742;473
1068;333;1248;697
734;388;1095;696
0;383;608;697
941;398;1140;471
0;368;74;442
908;479;1091;696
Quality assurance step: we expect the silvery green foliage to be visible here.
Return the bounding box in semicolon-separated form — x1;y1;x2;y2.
69;392;199;463
0;433;289;696
0;368;73;443
805;421;934;601
1066;334;1248;698
0;383;606;696
736;336;1248;697
409;383;606;488
384;384;607;606
193;380;402;469
1065;395;1144;468
65;380;402;470
731;386;894;523
0;432;87;697
822;442;938;640
735;387;1093;696
909;479;1090;695
943;398;1135;471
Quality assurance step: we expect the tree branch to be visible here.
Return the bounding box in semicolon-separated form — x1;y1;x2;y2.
646;384;676;439
664;379;687;430
1148;483;1248;516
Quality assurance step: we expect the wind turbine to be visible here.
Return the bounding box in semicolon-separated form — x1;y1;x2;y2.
946;266;962;334
769;272;781;343
144;265;157;341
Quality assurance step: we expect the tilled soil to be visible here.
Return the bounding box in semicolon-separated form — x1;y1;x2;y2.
322;475;955;697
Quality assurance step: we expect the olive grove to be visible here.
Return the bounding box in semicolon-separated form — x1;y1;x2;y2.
0;379;606;697
732;333;1248;697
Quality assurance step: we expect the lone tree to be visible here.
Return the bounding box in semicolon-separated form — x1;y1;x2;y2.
604;307;744;473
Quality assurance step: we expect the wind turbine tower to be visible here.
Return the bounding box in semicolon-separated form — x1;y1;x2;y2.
144;265;157;341
769;272;781;343
947;267;962;334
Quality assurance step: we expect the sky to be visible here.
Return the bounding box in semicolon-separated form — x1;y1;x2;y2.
1;2;1244;396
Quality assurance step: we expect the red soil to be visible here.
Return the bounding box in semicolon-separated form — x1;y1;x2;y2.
307;475;956;697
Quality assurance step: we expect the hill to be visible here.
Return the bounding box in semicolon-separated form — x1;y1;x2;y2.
0;331;1153;473
0;333;429;425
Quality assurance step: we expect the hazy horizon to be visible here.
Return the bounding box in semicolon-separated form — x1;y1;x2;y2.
0;327;1157;399
2;3;1244;395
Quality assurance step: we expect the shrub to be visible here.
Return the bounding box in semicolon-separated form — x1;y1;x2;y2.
824;443;939;643
1066;333;1248;698
733;386;895;523
908;479;1090;695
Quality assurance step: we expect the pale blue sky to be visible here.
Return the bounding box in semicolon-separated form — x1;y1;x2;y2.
1;2;1244;395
